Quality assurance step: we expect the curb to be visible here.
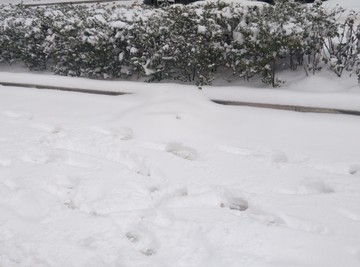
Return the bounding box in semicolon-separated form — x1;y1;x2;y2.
0;81;128;96
24;0;127;6
211;99;360;116
1;80;359;116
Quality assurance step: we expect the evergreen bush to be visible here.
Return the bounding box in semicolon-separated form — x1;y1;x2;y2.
0;0;358;86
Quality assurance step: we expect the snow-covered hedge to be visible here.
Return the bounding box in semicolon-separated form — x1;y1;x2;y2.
0;0;359;86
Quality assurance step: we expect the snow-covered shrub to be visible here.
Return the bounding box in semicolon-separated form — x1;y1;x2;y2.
0;2;244;85
299;0;340;75
0;1;359;86
155;5;222;85
115;7;169;79
322;10;360;78
44;4;117;78
0;5;19;64
230;1;306;86
116;2;244;85
192;2;244;84
230;0;349;86
43;5;87;76
354;25;360;84
121;3;244;85
0;4;48;70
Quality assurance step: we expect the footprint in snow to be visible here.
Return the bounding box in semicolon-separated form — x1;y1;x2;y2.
246;207;330;234
247;209;285;226
217;187;249;211
48;125;67;137
114;127;133;140
153;186;189;207
165;142;198;160
210;187;249;211
125;226;158;256
49;175;79;198
349;164;360;176
220;196;249;211
136;141;198;160
278;214;331;235
122;153;152;177
276;178;334;196
215;144;288;166
307;161;360;177
297;178;335;195
159;186;248;211
33;124;68;146
31;124;64;134
89;126;133;140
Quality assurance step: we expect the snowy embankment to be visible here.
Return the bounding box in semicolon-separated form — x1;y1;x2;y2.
1;77;360;267
0;70;360;112
206;71;360;112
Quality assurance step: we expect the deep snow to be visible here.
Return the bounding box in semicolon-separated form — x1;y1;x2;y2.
0;0;360;266
0;69;360;111
1;77;360;267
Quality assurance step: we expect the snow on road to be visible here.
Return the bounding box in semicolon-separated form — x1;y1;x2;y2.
0;82;360;266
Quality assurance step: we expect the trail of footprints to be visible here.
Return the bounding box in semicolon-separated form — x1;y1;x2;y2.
2;113;359;260
116;185;334;259
23;124;201;173
10;123;359;224
9;113;358;181
125;226;158;256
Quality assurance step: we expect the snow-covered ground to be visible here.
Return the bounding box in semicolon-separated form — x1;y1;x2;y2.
1;69;360;111
1;0;360;266
1;73;360;266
